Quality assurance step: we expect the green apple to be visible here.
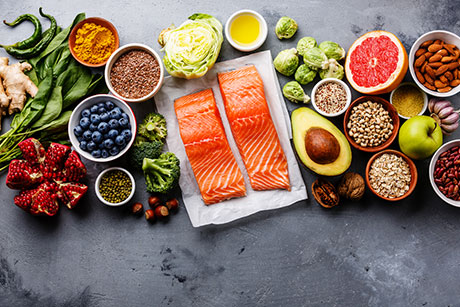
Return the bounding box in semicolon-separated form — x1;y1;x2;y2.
398;115;443;160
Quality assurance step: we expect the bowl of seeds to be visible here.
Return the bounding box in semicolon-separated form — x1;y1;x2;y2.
95;167;135;206
311;78;351;117
105;43;164;103
343;96;400;153
365;150;417;201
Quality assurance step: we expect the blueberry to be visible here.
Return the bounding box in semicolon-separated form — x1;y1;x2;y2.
77;136;84;142
103;133;110;140
83;130;92;141
81;108;91;118
90;105;99;114
118;117;129;128
92;131;103;143
105;101;115;110
80;117;90;129
87;141;97;151
121;129;132;141
113;107;122;113
90;114;101;124
91;149;102;158
98;107;107;114
79;141;87;151
119;142;127;150
108;119;119;129
108;129;119;139
115;135;126;146
100;112;110;122
101;149;109;158
103;138;115;149
127;123;132;130
89;123;98;131
73;125;83;137
109;146;119;156
121;113;129;120
97;102;106;109
110;108;122;120
97;122;109;134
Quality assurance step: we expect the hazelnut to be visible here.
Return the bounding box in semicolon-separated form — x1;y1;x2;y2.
132;202;143;215
148;196;160;207
154;205;169;218
165;198;179;211
145;209;155;221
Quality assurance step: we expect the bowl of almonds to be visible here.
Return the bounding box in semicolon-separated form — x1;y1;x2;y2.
409;30;460;97
343;96;400;153
366;150;418;201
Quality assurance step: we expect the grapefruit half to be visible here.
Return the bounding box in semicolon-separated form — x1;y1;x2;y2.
345;30;408;95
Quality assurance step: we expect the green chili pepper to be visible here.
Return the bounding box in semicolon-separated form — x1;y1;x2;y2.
2;13;42;49
1;8;56;59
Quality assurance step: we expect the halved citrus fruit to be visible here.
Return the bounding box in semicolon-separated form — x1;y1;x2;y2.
345;30;408;95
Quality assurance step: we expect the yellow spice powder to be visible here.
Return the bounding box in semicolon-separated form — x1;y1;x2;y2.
74;23;116;64
392;85;424;117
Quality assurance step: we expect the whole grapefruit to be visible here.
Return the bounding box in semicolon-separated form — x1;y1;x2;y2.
345;30;408;95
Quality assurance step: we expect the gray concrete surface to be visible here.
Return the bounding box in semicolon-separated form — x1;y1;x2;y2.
1;0;460;306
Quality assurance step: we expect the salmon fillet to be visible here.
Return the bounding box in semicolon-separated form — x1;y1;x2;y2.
175;89;246;205
218;65;290;191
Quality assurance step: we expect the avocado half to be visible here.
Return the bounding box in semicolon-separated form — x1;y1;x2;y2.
291;107;352;176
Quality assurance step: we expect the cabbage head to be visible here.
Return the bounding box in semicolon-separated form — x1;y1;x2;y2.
304;47;329;70
273;48;299;76
283;81;310;104
318;41;345;61
295;64;317;85
296;37;317;57
319;59;344;80
160;14;223;79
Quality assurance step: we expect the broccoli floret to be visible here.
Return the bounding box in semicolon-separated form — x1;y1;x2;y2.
130;137;163;169
138;112;167;144
142;152;180;194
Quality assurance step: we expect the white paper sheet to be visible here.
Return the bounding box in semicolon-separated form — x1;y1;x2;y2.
155;50;307;227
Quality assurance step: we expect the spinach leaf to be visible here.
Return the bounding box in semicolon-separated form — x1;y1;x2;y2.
62;69;93;109
31;86;62;128
41;110;72;132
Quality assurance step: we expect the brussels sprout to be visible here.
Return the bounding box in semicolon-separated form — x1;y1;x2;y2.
295;64;317;85
296;36;317;57
275;17;298;39
303;47;329;70
319;59;344;80
319;41;346;60
282;81;310;104
273;48;299;76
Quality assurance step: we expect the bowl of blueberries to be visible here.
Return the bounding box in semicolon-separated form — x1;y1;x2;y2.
68;94;136;162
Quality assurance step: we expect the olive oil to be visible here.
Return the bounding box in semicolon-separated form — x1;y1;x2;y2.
230;14;260;45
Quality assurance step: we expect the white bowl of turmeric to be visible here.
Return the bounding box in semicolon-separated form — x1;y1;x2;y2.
390;82;428;120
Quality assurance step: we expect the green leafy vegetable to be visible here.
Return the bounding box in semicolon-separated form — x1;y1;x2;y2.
282;81;310;104
142;153;180;194
138;112;167;143
318;41;345;61
304;47;329;70
273;48;299;76
319;59;344;80
295;64;317;85
130;137;163;170
275;17;298;40
296;37;317;57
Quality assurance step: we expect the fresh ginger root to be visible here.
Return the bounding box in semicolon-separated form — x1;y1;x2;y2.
0;76;10;130
0;57;38;116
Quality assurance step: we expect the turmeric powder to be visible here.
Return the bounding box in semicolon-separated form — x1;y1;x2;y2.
73;23;116;65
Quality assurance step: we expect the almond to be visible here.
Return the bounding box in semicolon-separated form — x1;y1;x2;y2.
429;54;442;62
436;49;448;57
424;73;434;85
445;71;454;81
435;80;447;88
444;43;457;55
434;39;442;45
447;62;460;70
415;54;426;67
455;69;459;79
442;56;454;63
440;75;448;84
450;79;460;87
425;65;436;79
421;61;428;73
438;86;452;93
428;62;443;68
415;48;426;57
416;70;425;83
424;82;436;91
453;50;460;61
428;44;443;52
436;64;449;76
424;52;434;59
420;40;434;48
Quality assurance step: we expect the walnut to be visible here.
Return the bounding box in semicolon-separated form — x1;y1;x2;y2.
312;178;339;208
337;172;365;201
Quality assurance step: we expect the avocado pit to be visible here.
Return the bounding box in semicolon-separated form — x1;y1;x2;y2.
305;127;340;164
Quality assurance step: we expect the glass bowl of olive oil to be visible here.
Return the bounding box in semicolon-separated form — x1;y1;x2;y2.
225;10;268;52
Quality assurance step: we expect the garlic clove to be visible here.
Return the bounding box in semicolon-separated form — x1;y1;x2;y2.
432;100;452;114
438;106;454;119
442;112;459;125
441;121;459;134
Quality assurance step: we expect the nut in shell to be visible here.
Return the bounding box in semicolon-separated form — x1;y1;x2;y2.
312;178;339;208
337;172;365;201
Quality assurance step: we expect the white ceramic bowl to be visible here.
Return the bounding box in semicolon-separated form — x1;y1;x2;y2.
68;94;137;162
409;30;460;98
429;139;460;208
225;10;268;52
105;43;164;102
311;78;352;117
95;167;135;206
390;82;428;119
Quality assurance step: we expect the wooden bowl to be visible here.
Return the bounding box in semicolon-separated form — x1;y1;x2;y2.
69;17;119;67
343;96;400;153
365;149;418;201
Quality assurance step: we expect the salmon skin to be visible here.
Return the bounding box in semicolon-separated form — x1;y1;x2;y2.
175;88;246;205
218;65;290;191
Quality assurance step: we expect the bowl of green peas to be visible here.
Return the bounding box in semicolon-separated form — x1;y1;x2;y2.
95;167;135;206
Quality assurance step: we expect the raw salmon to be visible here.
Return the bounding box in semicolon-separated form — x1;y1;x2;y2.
175;89;246;205
218;65;290;191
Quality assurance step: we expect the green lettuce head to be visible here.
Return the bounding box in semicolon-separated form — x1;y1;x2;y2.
282;81;310;104
160;13;223;79
275;17;298;39
295;64;317;85
319;41;345;60
304;47;329;70
319;59;344;80
273;48;299;76
296;37;317;57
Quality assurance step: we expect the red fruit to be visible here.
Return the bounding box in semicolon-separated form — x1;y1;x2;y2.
57;182;88;209
14;183;59;216
41;143;70;180
18;138;45;165
6;159;43;189
14;188;38;211
62;151;87;182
